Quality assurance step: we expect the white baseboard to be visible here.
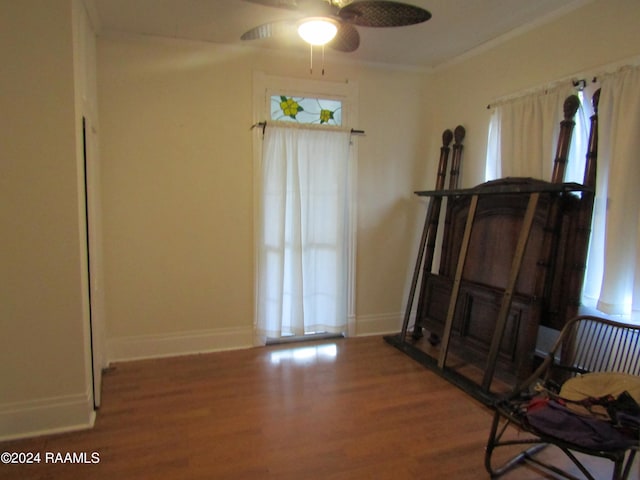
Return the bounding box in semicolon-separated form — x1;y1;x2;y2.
106;326;254;363
354;312;404;336
106;315;406;363
0;392;95;442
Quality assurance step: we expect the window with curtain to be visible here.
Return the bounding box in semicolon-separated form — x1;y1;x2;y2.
255;124;353;344
486;65;640;320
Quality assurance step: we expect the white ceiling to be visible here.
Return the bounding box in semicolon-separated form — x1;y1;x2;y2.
89;0;589;70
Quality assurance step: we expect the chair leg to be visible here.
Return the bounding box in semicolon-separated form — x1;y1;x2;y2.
618;449;637;480
565;448;594;479
521;442;635;480
484;411;502;477
484;409;549;478
484;411;534;478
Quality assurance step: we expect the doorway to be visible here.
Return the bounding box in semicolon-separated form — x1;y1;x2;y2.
252;73;359;345
82;116;105;408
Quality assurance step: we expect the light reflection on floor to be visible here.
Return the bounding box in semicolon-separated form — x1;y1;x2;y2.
269;343;338;365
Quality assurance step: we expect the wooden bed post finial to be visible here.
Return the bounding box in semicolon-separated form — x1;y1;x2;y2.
564;94;580;120
442;129;453;147
592;88;600;114
454;125;466;145
583;88;600;189
551;94;580;183
436;129;453;189
449;125;465;190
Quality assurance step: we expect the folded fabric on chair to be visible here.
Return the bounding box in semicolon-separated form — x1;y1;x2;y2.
560;372;640;404
525;398;636;451
559;371;640;434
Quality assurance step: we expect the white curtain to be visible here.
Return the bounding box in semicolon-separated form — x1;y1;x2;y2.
486;83;575;181
591;66;640;315
256;124;352;344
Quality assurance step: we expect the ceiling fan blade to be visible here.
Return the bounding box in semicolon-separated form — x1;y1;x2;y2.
329;23;360;52
242;0;299;10
243;0;337;14
241;20;298;41
339;1;431;27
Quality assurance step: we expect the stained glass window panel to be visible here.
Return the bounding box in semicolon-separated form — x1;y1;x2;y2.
270;95;343;126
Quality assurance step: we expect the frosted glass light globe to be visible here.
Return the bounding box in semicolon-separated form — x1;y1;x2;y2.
297;18;338;46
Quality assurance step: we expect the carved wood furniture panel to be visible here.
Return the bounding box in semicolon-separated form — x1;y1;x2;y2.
386;91;600;401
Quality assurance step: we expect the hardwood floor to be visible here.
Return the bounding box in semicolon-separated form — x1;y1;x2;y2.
1;336;637;479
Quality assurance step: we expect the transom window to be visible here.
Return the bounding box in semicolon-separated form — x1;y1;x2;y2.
270;94;343;126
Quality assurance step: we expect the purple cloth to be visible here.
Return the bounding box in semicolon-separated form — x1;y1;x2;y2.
525;400;635;451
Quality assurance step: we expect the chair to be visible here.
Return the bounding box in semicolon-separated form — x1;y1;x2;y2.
485;315;640;479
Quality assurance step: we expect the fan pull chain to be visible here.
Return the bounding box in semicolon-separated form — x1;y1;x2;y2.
322;45;326;75
307;45;327;76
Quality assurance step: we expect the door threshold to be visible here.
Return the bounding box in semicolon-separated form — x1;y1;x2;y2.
266;332;345;345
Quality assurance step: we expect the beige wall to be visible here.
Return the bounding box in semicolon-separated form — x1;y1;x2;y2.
99;37;256;344
0;0;94;439
356;68;432;320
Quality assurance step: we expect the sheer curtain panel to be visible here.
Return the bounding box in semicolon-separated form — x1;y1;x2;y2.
486;83;575;181
256;125;352;344
594;66;640;316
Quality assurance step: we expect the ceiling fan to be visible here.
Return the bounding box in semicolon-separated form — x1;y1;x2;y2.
240;0;432;53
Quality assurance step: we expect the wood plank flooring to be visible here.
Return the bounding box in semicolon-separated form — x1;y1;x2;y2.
1;336;637;479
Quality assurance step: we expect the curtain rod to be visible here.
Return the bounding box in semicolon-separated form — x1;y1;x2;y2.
485;52;640;110
486;77;599;110
250;121;365;136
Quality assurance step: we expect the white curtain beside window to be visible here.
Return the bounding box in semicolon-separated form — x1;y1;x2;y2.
485;83;575;181
256;125;352;344
593;66;640;315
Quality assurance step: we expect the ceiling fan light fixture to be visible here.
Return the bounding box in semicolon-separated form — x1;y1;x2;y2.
297;17;338;46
